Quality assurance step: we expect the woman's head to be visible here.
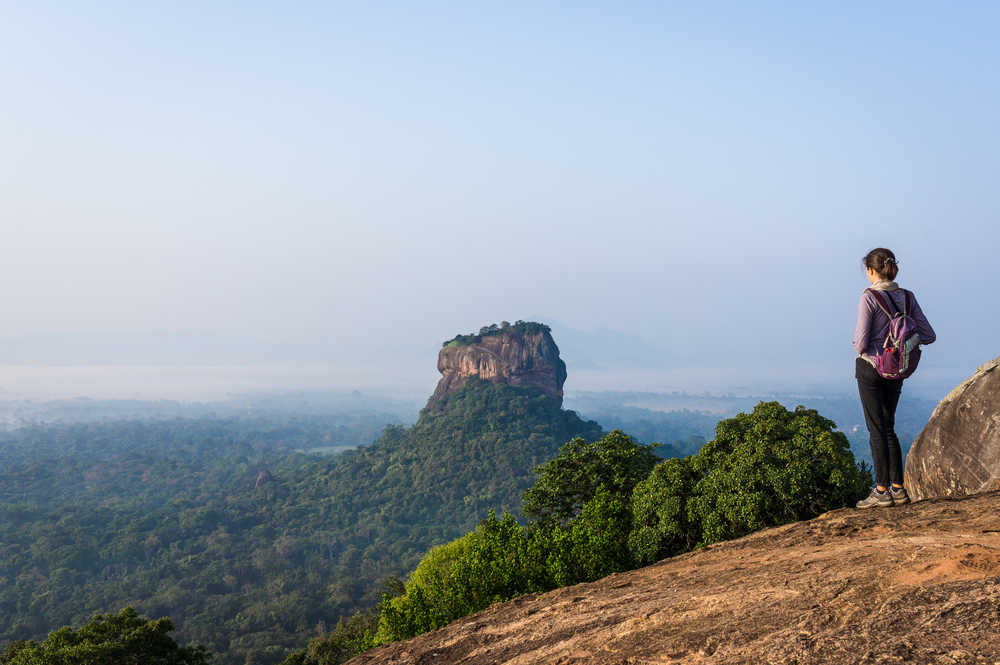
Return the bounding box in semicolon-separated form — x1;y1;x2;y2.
862;247;898;281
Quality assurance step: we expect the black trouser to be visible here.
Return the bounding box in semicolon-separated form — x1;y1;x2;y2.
855;357;904;487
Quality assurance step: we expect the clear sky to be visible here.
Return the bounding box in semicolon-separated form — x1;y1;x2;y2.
2;2;997;400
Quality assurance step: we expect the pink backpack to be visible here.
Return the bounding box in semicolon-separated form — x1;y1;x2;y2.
867;289;922;380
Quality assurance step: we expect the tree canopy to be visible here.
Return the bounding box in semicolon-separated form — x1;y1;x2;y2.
0;607;210;665
0;383;602;665
631;401;870;563
522;430;659;526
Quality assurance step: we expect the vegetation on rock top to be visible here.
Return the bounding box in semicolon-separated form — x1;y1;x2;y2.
442;321;552;347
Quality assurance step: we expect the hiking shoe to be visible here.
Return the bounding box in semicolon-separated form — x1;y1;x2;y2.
856;488;893;509
889;486;911;505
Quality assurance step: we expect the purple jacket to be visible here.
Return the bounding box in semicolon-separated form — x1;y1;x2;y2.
853;286;936;360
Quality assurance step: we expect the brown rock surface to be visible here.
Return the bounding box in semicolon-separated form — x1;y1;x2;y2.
348;492;1000;665
904;357;1000;500
426;326;567;411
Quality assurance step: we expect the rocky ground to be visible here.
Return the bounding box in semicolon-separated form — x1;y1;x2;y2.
348;491;1000;665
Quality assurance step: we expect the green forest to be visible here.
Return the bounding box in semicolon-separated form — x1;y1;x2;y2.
0;381;603;664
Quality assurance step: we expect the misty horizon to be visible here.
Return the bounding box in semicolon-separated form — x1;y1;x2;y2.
0;318;972;402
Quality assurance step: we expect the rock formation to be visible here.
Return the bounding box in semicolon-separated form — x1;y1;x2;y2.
904;356;1000;500
425;322;568;411
347;491;1000;665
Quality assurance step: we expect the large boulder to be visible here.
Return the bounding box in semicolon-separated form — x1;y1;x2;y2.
904;356;1000;500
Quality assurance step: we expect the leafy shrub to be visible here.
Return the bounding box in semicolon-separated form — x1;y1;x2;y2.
541;485;633;586
628;401;870;561
281;610;379;665
0;607;210;665
628;455;700;565
374;512;541;643
687;402;869;545
523;430;659;526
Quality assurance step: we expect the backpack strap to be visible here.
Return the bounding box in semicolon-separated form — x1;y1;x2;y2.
866;289;897;317
903;289;912;316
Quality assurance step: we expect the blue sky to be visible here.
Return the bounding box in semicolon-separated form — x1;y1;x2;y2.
2;2;997;399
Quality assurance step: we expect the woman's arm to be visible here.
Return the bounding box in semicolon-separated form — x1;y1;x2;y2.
853;292;875;354
909;292;936;344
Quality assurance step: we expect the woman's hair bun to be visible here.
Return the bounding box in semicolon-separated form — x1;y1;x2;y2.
862;248;899;280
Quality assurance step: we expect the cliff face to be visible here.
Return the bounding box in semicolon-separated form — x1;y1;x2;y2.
426;325;568;411
347;491;1000;665
904;356;1000;500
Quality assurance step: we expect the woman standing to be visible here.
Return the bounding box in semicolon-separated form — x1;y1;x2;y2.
853;248;936;508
